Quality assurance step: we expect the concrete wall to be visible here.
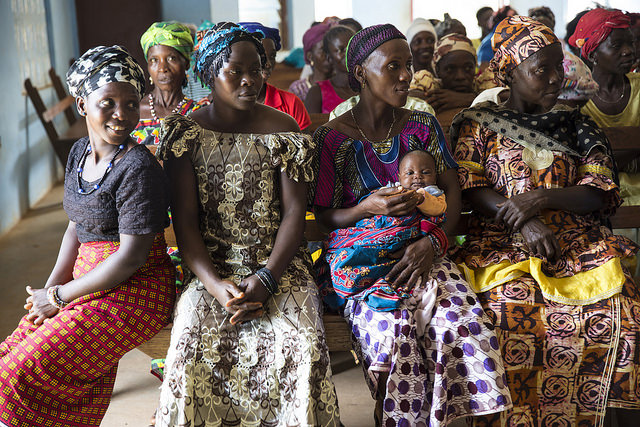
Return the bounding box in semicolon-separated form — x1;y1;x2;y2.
0;0;78;236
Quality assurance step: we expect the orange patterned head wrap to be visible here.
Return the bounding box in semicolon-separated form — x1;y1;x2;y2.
568;8;630;60
489;15;559;86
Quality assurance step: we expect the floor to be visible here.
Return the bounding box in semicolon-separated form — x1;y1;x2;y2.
0;183;468;427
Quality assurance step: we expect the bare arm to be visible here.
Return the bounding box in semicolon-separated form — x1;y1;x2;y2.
44;221;80;288
163;154;257;314
265;172;307;280
56;232;155;302
438;168;462;237
304;85;323;114
26;230;157;324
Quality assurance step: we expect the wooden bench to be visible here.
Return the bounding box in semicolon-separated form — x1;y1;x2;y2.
137;217;353;359
24;69;87;166
137;125;640;360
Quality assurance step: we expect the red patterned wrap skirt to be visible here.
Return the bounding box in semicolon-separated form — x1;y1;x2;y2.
0;235;175;427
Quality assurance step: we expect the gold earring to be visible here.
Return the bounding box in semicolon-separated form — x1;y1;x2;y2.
362;80;366;88
310;60;315;67
149;76;154;85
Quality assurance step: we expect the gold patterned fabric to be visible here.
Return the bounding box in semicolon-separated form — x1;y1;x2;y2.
154;114;340;426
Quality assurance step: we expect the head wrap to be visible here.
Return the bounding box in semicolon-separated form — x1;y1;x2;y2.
346;24;406;91
239;22;281;51
490;15;559;86
406;18;437;45
435;13;466;38
66;45;145;99
558;50;599;100
433;33;476;71
303;23;331;63
568;8;630;59
528;6;556;30
140;21;194;65
193;22;266;89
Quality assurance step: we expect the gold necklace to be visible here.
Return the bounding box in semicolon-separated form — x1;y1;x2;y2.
350;108;396;141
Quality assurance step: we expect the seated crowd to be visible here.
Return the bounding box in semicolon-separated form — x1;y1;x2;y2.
1;4;640;427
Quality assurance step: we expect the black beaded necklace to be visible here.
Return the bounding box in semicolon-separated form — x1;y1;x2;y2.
76;141;125;195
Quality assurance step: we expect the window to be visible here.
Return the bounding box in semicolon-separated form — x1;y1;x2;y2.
12;0;52;89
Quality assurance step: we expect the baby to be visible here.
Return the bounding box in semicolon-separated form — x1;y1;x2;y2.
325;149;447;324
388;149;447;218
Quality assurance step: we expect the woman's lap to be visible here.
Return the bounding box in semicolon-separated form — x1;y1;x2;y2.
344;257;512;427
473;274;640;427
156;255;340;427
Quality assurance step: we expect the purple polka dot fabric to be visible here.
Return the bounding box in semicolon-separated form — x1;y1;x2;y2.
343;259;512;426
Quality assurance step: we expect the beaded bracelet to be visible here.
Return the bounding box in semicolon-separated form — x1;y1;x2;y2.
255;268;279;295
46;285;68;310
427;227;449;258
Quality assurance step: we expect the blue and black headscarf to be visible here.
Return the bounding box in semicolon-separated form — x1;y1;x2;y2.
239;22;281;50
193;22;266;89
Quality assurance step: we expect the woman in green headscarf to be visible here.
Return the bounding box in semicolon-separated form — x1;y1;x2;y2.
133;21;200;145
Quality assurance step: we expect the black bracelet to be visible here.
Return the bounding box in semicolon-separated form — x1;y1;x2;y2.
256;268;279;295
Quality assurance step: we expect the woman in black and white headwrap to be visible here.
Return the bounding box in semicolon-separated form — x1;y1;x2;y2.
0;45;176;427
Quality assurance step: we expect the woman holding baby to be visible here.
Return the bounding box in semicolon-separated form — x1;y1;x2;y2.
310;24;511;427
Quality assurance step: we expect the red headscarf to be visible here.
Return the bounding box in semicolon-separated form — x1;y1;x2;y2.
568;8;630;59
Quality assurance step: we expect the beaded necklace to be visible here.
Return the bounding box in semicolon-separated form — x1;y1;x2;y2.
149;93;187;121
76;141;125;195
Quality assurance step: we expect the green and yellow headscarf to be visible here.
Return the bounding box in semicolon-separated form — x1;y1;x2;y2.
140;21;194;65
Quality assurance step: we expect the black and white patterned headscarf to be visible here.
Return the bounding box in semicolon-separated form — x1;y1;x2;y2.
66;45;146;99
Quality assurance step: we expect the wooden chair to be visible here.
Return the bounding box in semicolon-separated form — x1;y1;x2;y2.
604;126;640;229
48;68;78;127
24;76;87;166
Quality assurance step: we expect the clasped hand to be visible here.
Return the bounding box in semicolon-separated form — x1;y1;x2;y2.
206;275;270;325
495;190;547;231
24;285;58;325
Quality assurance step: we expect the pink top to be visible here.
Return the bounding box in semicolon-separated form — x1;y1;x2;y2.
318;80;345;114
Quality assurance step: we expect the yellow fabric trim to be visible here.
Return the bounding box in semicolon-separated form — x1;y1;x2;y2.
578;165;613;179
458;160;484;172
458;257;626;305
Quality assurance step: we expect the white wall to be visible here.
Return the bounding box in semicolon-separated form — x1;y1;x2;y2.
351;0;413;32
211;0;239;23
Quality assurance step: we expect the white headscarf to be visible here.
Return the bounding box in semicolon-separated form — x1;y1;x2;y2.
406;18;437;45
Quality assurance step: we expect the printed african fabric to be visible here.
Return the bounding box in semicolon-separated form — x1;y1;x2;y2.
311;111;512;425
154;115;340;427
326;212;437;311
131;98;199;145
453;117;640;425
343;259;512;426
0;236;175;427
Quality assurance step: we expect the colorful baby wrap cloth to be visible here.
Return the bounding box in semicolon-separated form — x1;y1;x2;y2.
326;212;438;311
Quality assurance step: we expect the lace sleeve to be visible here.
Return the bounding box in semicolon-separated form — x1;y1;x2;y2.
156;114;203;161
266;132;316;183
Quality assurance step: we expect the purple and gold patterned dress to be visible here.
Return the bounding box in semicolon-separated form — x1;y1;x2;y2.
312;110;512;426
